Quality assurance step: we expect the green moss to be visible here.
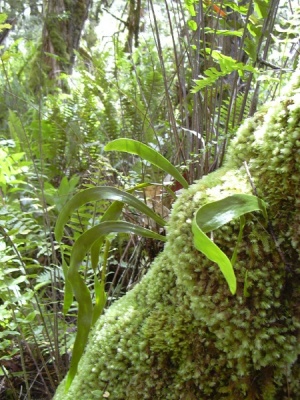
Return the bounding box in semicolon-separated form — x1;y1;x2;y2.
29;13;70;93
54;72;300;399
45;15;69;64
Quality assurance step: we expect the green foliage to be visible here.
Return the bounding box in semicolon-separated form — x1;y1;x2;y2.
55;183;167;390
0;147;29;196
190;0;276;93
0;138;74;397
1;1;300;397
192;194;268;294
44;175;80;213
35;44;169;179
104;139;268;295
104;139;189;189
192;51;258;91
53;64;300;400
0;13;11;32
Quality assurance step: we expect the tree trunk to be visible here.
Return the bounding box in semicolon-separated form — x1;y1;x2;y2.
30;0;91;92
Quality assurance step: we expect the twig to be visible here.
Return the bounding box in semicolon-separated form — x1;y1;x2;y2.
243;161;258;196
103;8;128;26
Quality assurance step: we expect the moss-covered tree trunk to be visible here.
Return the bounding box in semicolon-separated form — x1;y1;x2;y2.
30;0;91;92
124;0;142;53
54;70;300;399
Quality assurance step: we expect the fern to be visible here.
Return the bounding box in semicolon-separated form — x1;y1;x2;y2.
192;51;258;92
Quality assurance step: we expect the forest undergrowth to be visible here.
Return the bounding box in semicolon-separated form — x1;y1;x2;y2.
0;0;299;398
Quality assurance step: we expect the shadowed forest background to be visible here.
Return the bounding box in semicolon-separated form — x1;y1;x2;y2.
0;0;299;398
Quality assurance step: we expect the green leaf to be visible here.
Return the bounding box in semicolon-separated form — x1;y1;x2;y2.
195;194;267;231
204;28;243;37
192;194;267;294
188;20;198;31
62;256;73;315
224;1;248;14
244;37;258;60
184;0;196;16
104;139;189;189
0;14;11;34
254;0;269;19
55;186;167;242
90;201;124;272
247;19;263;38
65;221;166;391
92;273;106;326
57;184;159;315
192;221;236;293
65;269;92;391
192;51;257;92
91;239;110;325
0;14;8;24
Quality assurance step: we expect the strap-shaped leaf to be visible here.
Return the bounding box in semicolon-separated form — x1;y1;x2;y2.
61;256;73;315
65;221;166;391
90;201;124;272
57;186;166;312
92;273;106;326
90;189;153;270
92;239;110;326
55;186;167;242
192;194;267;295
192;222;237;294
104;139;189;189
58;199;125;316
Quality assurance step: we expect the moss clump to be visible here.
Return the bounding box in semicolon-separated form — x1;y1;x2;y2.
54;73;300;400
